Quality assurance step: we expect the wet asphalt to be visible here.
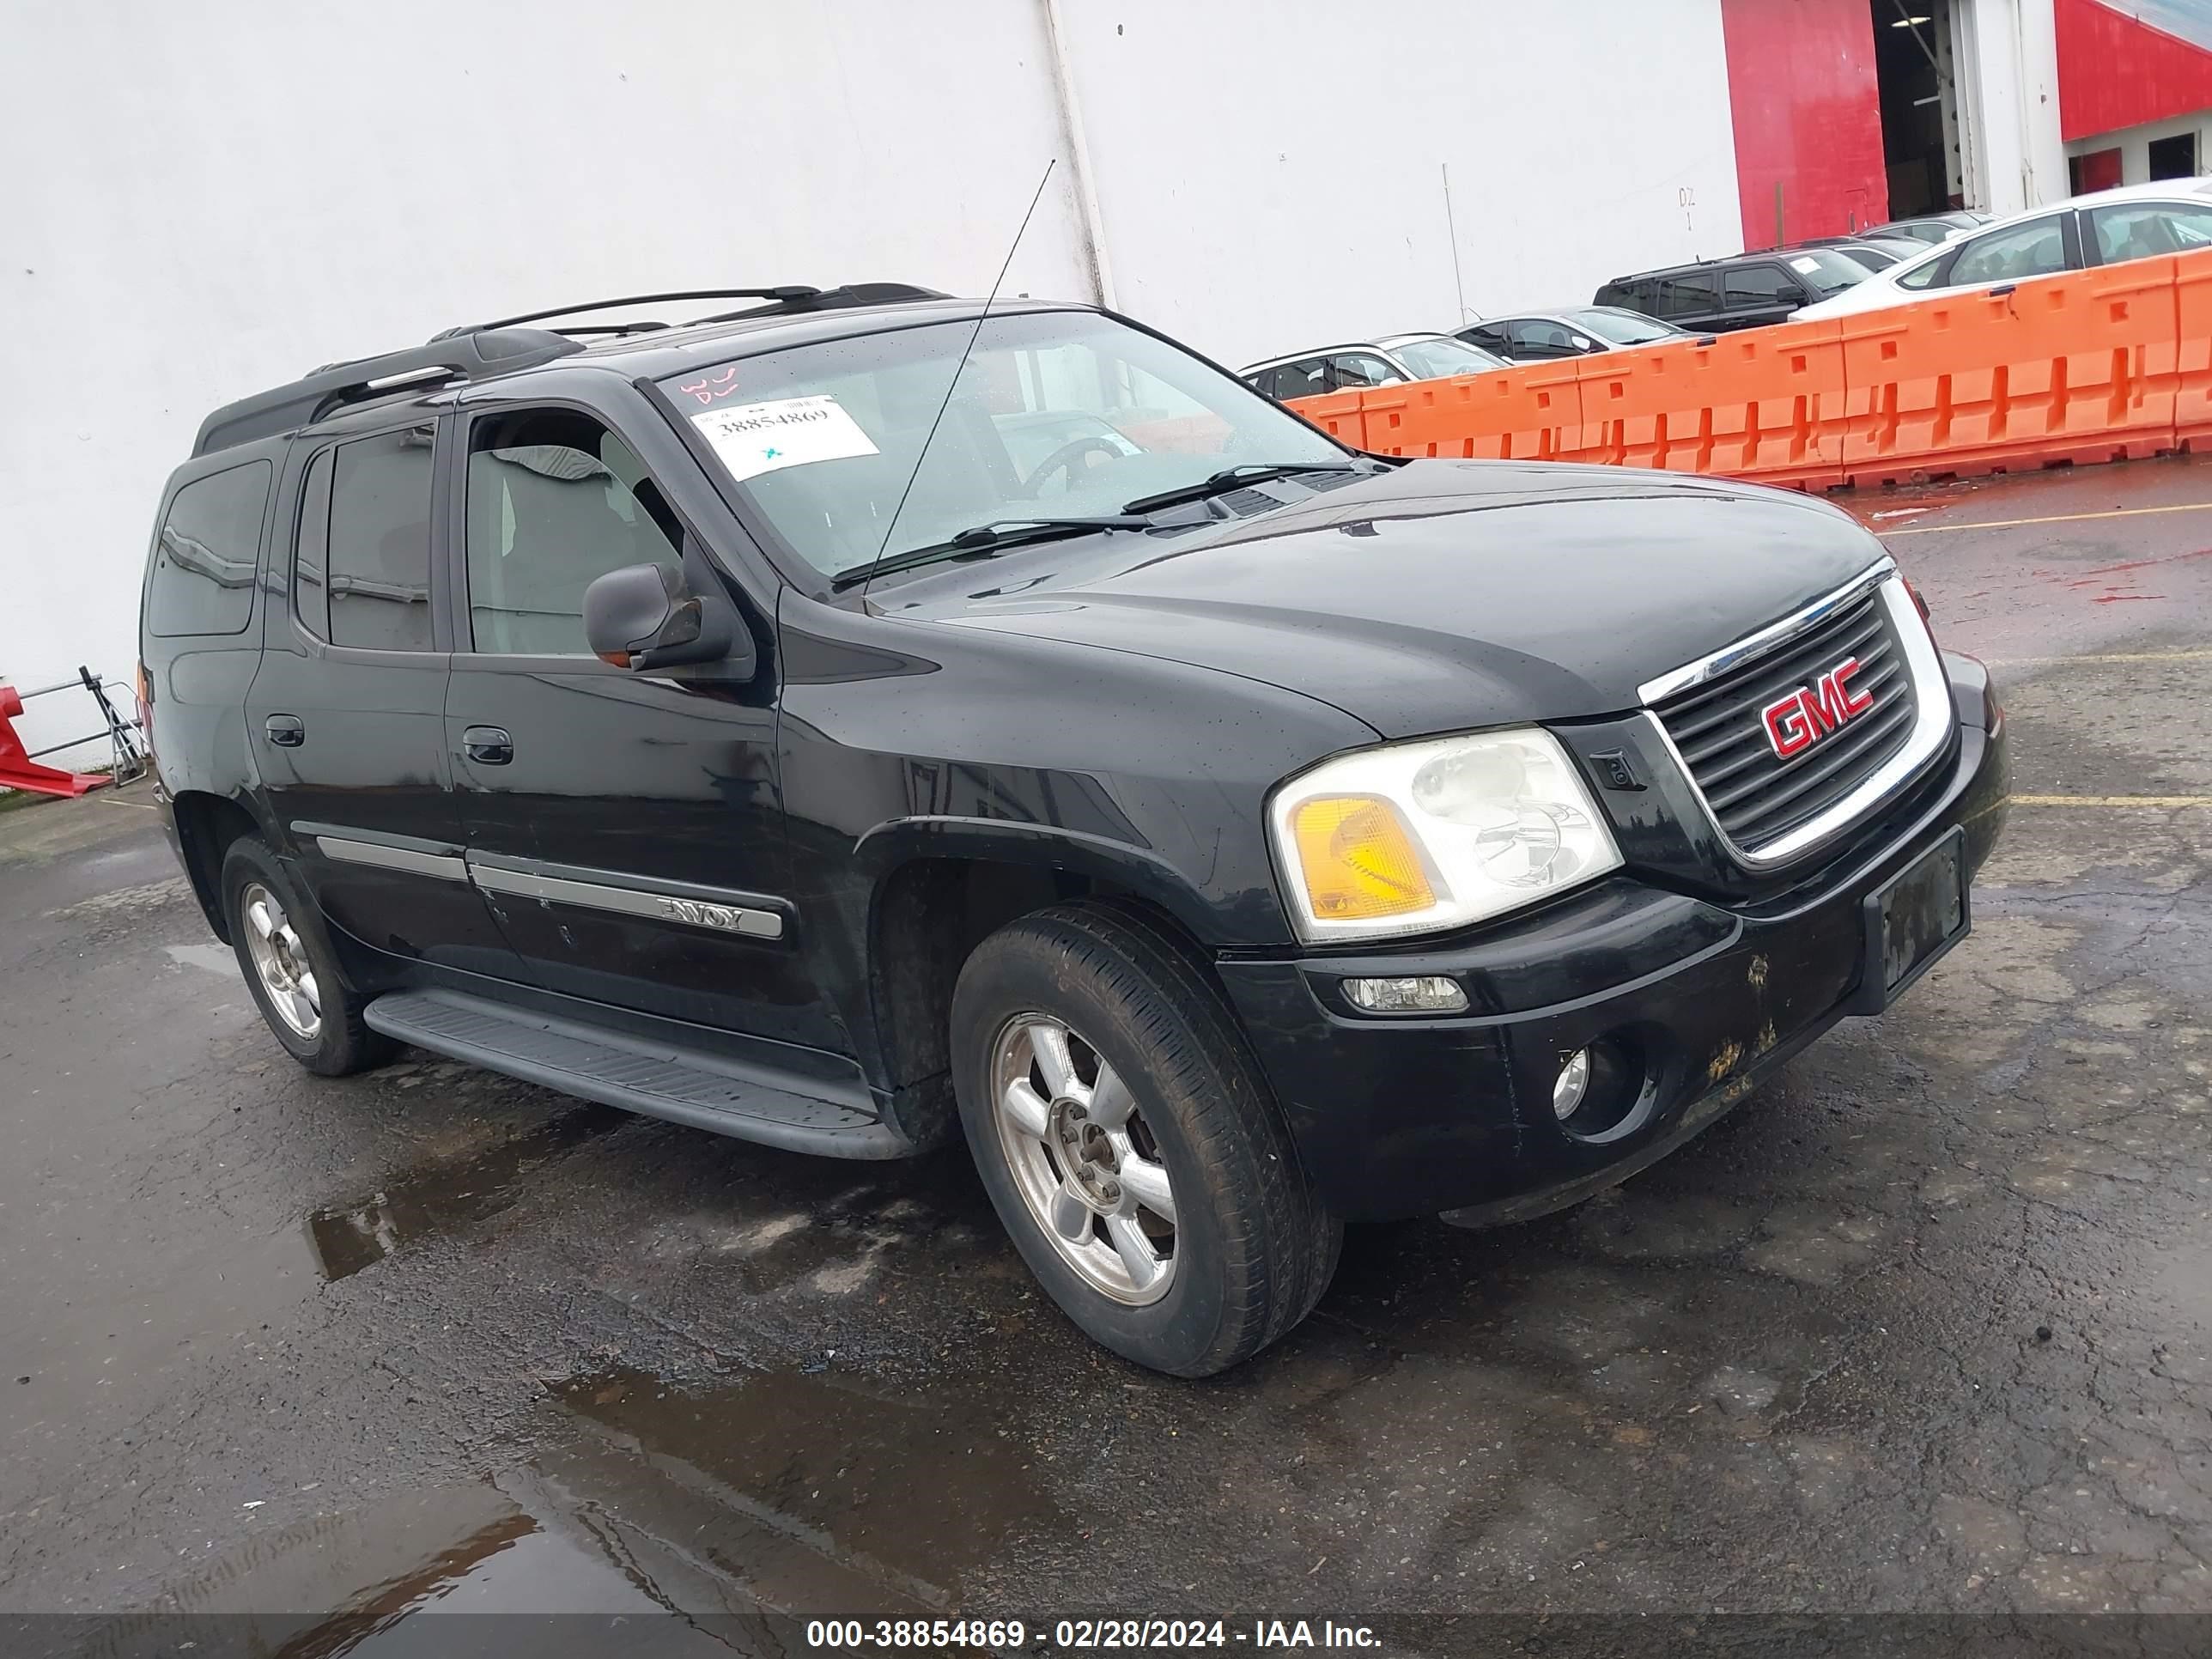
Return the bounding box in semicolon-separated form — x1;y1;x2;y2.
2;455;2209;1652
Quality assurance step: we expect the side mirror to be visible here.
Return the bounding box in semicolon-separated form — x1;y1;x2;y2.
583;562;752;677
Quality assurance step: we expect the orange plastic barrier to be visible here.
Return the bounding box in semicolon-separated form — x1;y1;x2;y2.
1351;362;1581;463
1284;247;2212;493
2172;245;2212;453
1286;390;1369;451
1838;255;2179;488
1561;318;1849;489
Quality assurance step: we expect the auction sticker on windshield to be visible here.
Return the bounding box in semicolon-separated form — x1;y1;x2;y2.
691;395;880;482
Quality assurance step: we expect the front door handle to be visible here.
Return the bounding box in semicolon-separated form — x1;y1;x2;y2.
264;714;305;748
461;726;514;766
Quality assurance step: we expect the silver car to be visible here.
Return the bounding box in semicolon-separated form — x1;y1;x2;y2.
1241;331;1510;399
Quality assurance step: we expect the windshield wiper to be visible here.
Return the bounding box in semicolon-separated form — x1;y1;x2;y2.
1120;462;1361;516
830;516;1151;590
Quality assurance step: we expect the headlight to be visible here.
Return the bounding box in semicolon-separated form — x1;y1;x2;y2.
1267;728;1622;942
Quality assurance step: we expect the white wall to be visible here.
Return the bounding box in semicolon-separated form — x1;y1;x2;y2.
0;0;1746;766
0;0;1094;763
1057;0;1745;368
1952;0;2069;213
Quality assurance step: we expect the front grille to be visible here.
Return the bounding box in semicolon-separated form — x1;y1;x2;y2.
1653;587;1919;851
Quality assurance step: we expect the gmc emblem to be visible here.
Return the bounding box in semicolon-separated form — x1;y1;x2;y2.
1762;657;1875;759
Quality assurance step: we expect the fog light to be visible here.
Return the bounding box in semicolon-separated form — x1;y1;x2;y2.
1343;975;1468;1014
1553;1048;1591;1119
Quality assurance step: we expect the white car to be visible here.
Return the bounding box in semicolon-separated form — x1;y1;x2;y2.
1241;332;1510;400
1794;178;2212;322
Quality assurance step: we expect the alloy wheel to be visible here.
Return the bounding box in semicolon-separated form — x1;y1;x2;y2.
990;1012;1178;1305
240;881;321;1041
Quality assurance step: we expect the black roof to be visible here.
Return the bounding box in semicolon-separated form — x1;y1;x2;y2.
189;283;1054;457
1600;242;1893;286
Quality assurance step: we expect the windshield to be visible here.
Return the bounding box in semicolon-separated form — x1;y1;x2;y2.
1567;308;1680;345
660;310;1348;579
1388;336;1506;378
1781;249;1871;296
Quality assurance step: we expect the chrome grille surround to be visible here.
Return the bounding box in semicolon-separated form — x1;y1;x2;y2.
1638;561;1954;869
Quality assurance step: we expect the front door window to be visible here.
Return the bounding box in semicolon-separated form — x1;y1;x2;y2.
463;411;685;656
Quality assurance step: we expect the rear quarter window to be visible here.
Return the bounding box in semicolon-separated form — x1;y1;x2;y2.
145;461;271;638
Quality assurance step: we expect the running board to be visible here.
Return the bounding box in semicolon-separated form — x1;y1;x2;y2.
362;989;913;1160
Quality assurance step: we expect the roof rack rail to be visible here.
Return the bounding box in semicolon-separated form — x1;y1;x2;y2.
192;327;582;457
434;283;951;339
191;284;953;456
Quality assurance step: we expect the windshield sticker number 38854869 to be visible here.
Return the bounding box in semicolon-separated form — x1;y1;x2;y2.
690;395;880;483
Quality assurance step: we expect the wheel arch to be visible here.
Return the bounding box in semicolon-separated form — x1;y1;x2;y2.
167;789;270;943
856;819;1227;1113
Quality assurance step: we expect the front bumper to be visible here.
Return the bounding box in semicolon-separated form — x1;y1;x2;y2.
1215;656;2008;1224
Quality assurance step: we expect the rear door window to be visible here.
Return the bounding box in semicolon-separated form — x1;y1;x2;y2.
295;426;437;652
147;462;270;637
1322;353;1404;390
1267;360;1328;400
1506;320;1576;356
1665;274;1721;318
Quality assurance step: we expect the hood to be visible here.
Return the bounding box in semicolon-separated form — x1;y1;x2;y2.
890;461;1893;738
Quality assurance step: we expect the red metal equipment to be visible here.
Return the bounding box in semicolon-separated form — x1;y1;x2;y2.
0;683;110;798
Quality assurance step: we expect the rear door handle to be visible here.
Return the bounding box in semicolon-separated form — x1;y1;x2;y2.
461;726;514;766
264;714;305;748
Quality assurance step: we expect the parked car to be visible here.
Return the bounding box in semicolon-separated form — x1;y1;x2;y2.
1794;179;2212;321
1242;332;1509;399
1455;307;1689;361
1594;247;1874;334
1804;237;1929;272
142;281;2007;1376
1867;210;1992;246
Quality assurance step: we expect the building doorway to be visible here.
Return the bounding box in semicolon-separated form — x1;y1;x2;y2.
1871;0;1960;216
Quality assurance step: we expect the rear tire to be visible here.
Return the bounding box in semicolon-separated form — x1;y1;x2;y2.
951;902;1340;1376
220;838;393;1078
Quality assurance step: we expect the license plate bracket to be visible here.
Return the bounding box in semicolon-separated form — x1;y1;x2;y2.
1851;827;1970;1015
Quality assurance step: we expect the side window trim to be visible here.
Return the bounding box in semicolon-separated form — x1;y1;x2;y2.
2081;201;2206;265
145;458;275;640
453;400;698;666
282;416;450;662
1945;212;2076;289
1722;263;1794;310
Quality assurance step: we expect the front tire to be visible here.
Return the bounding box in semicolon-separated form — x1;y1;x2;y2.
221;838;393;1077
951;902;1341;1376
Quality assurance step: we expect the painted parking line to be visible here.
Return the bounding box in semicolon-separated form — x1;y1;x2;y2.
1879;501;2212;538
1986;649;2212;666
2008;794;2211;808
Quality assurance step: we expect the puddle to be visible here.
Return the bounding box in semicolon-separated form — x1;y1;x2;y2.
307;1108;623;1281
163;941;236;974
62;1480;744;1659
554;1360;1064;1598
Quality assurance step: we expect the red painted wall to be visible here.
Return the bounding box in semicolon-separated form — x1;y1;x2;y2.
2057;0;2212;140
1719;0;1889;248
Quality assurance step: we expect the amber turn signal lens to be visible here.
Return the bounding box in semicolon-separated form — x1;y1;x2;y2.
1290;795;1435;921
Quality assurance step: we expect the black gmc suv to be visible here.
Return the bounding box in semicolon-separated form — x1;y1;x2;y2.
140;283;2008;1376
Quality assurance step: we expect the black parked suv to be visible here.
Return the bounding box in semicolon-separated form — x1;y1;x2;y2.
1595;246;1872;333
141;283;2008;1375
